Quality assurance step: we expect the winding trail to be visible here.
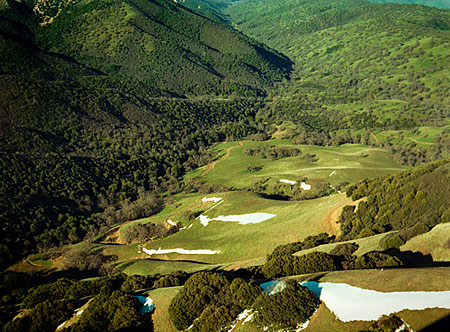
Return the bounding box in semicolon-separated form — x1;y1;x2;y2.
375;131;437;146
198;141;243;177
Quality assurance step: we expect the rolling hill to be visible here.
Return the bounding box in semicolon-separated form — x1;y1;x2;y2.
225;0;450;125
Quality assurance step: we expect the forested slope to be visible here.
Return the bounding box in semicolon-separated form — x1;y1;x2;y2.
225;0;450;123
2;0;291;97
341;159;450;240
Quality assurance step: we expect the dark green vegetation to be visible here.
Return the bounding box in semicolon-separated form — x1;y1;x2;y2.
168;271;262;331
261;244;403;278
168;272;318;332
175;0;231;23
1;0;450;331
341;160;450;239
225;0;450;162
361;314;406;332
243;145;303;160
262;251;338;278
0;269;189;331
252;280;317;331
19;0;292;97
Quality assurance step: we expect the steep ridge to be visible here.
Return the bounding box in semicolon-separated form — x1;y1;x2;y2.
23;0;292;97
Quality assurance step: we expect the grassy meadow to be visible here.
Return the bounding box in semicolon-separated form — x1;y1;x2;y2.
104;192;353;275
188;140;407;189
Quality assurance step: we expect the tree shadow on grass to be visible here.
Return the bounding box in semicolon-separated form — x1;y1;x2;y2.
382;249;450;268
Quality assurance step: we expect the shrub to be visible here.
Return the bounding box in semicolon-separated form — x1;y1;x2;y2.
68;290;144;332
361;314;404;332
355;251;403;269
262;252;337;278
329;243;359;256
121;275;152;293
22;278;74;309
191;305;233;332
229;278;262;309
168;272;232;330
380;234;405;250
253;280;317;331
399;222;429;242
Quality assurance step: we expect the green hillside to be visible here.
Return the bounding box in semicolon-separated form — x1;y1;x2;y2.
175;0;231;22
225;0;450;124
2;0;291;97
1;1;450;331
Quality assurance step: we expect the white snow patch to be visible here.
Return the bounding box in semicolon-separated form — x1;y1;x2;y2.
56;321;66;330
202;197;223;203
142;247;219;255
280;179;297;185
198;213;276;226
243;313;253;324
300;182;311;190
135;296;155;315
329;170;337;177
261;281;450;322
199;214;211;226
167;219;177;226
280;179;311;190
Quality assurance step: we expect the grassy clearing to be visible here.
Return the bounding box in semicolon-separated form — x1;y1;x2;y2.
145;287;180;332
396;308;450;331
401;223;450;262
115;259;220;276
192;140;407;189
141;192;350;266
303;303;368;332
93;191;354;275
295;232;394;257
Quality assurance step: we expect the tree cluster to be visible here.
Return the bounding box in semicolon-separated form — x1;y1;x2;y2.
340;160;449;240
168;271;262;331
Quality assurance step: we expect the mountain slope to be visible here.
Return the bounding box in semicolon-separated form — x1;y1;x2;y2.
225;0;450;124
26;0;292;97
